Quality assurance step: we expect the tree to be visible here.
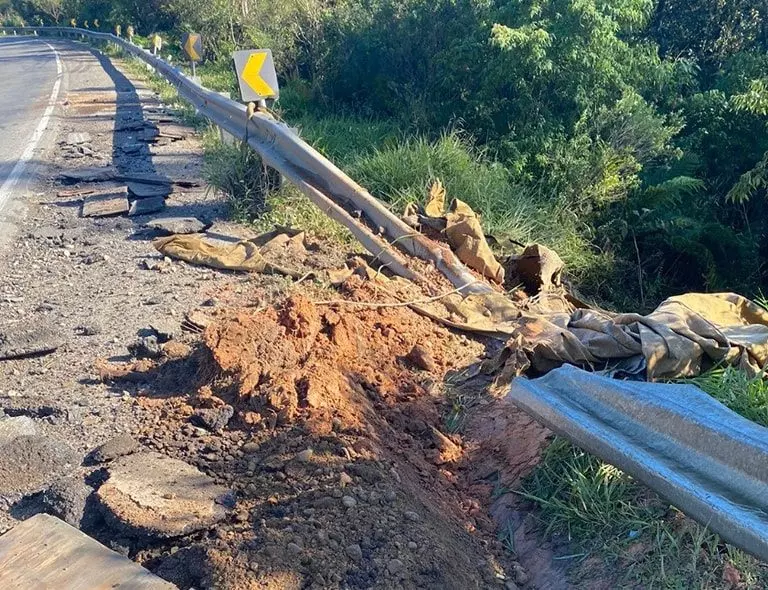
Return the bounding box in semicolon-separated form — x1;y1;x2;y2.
26;0;63;22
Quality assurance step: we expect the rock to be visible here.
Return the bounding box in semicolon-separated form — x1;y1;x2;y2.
121;143;144;154
97;452;233;538
65;132;92;145
91;434;139;463
407;344;436;372
149;320;176;343
286;542;302;556
339;472;353;487
129;335;161;359
145;217;210;236
429;427;462;464
404;511;420;522
345;543;363;562
161;341;191;360
387;558;405;575
341;495;357;509
505;581;520;590
295;449;313;463
40;475;94;528
0;436;80;502
241;442;260;454
513;564;530;586
0;416;37;445
192;406;234;432
74;325;101;336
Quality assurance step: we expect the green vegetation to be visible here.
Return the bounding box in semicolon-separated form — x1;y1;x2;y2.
4;0;767;310
522;437;768;588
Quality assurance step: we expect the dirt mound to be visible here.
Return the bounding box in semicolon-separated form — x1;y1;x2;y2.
202;284;471;440
124;278;561;589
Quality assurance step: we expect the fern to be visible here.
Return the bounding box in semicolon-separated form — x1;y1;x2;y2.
726;151;768;203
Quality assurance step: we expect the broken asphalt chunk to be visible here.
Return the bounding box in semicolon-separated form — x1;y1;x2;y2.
60;166;117;184
90;434;139;463
82;187;130;218
97;452;233;538
129;196;166;216
0;324;61;360
127;182;171;199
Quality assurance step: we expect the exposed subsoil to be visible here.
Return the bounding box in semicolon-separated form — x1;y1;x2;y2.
0;40;569;589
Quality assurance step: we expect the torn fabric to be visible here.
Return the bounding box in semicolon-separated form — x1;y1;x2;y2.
490;292;768;382
153;235;302;278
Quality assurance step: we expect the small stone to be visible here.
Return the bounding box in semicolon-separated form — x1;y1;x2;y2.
505;581;520;590
192;406;234;432
91;434;139;463
407;541;417;550
296;449;313;463
345;543;363;562
387;558;405;575
241;442;260;454
145;217;210;235
129;335;161;359
75;325;101;336
286;542;302;556
404;511;420;522
339;472;353;487
342;495;357;509
407;344;436;372
513;564;530;586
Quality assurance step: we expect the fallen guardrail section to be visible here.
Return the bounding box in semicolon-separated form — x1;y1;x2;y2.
509;365;768;560
4;26;768;562
1;25;490;297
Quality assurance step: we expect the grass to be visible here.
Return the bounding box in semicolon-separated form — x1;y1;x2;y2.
518;369;768;588
688;367;768;427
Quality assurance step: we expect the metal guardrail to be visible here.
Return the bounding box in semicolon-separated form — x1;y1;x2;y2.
509;365;768;561
1;26;492;296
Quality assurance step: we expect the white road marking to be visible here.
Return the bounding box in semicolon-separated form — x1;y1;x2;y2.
0;40;63;214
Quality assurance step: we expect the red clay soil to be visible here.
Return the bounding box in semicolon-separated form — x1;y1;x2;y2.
126;277;566;589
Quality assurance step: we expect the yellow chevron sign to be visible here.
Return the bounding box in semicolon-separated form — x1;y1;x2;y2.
182;33;203;63
233;49;279;101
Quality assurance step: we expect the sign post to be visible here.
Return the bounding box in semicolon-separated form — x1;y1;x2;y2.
181;33;203;80
233;49;280;106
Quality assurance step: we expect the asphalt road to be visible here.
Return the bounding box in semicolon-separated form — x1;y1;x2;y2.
0;37;61;216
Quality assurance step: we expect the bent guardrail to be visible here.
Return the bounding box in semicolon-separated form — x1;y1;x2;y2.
1;26;492;296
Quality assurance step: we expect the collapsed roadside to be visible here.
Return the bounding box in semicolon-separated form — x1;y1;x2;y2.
0;34;766;590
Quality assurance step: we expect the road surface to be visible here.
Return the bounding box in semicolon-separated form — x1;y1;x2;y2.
0;37;62;219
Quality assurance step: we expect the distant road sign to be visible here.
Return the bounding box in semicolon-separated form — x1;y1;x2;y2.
181;33;203;62
233;49;279;102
